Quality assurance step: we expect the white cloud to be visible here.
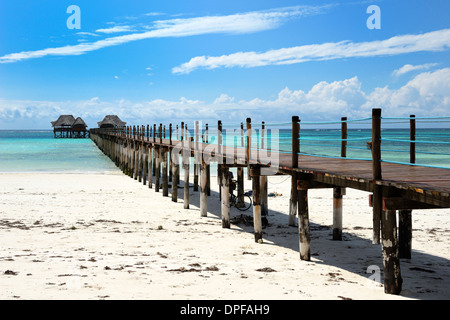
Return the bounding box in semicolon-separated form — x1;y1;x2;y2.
392;63;439;76
172;29;450;74
0;5;329;64
76;32;99;37
2;68;450;129
95;25;136;34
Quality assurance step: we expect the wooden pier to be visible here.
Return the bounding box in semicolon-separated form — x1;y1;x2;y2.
89;108;450;295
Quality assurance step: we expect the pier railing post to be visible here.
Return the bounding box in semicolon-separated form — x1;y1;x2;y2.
218;120;223;200
372;108;382;180
372;108;382;245
183;127;190;209
246;118;251;180
251;166;262;242
194;121;199;192
333;116;347;240
289;116;300;226
410;115;416;164
260;121;268;218
221;165;230;228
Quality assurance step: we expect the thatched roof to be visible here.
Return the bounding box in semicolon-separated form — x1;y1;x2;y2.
97;115;126;128
51;115;76;127
72;117;88;128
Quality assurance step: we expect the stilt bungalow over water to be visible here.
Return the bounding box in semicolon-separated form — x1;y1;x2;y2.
97;115;127;129
51;115;88;138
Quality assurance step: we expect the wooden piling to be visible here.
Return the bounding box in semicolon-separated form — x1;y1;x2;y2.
218;120;223;200
410;115;416;164
289;116;300;226
221;166;230;228
332;187;343;240
251;166;262;242
162;147;169;197
381;209;403;294
246;118;251;180
372;108;382;244
172;147;179;203
155;146;161;192
398;209;412;259
260;121;268;217
143;144;148;186
200;159;207;217
333;116;346;240
148;145;153;189
183;137;190;209
194;121;199;192
298;185;311;261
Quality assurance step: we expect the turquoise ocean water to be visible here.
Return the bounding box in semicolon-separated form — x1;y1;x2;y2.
0;130;119;173
1;128;450;173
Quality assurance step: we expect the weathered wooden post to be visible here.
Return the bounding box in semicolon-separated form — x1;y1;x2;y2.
398;209;412;259
194;121;199;192
162;147;169;197
289;116;300;226
260;121;268;218
246;118;251;180
218;120;223;200
205;123;211;196
148;143;153;189
200;158;207;217
394;115;414;259
410;114;416;164
333;116;347;240
221;166;230;228
169;123;173;183
251;166;262;242
143;144;148;186
237;122;245;207
382;209;403;294
172;125;179;203
183;131;190;209
155;146;161;192
298;180;310;261
372;108;382;245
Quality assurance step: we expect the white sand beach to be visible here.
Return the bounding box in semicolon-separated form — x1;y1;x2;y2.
0;172;449;300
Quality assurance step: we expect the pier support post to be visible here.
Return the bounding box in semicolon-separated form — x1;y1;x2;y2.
155;146;161;192
183;142;190;209
289;116;300;226
298;186;310;261
194;164;199;192
372;108;382;244
138;143;143;183
237;167;245;208
221;166;230;228
381;209;403;294
398;209;412;259
200;160;208;217
172;150;179;202
134;143;139;181
332;187;343;240
289;175;298;226
372;185;382;244
261;175;268;218
148;146;153;189
251;166;262;242
162;147;169;197
143;145;148;186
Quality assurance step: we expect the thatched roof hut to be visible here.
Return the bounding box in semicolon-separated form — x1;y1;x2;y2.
51;115;76;128
51;115;88;138
97;115;126;128
71;117;88;131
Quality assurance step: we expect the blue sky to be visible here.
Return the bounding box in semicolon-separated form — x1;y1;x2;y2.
0;0;449;129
